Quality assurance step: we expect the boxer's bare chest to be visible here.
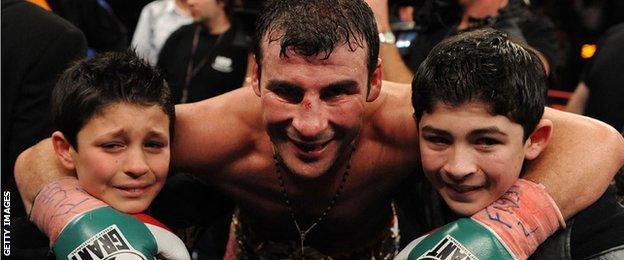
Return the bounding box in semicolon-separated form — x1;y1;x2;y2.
210;138;415;251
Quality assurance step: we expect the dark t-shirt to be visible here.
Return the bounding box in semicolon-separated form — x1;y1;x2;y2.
158;21;249;103
581;23;624;131
531;186;624;259
405;8;557;74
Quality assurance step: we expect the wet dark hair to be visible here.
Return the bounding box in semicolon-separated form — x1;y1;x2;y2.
52;50;175;149
253;0;379;86
412;28;547;139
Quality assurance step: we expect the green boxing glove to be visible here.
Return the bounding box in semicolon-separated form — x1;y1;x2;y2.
396;180;566;259
30;178;190;260
397;218;513;259
54;207;163;259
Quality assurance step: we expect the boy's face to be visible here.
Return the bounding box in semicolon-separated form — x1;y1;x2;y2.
418;102;530;216
71;103;170;213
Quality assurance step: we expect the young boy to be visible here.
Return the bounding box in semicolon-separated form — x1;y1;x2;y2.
398;28;624;259
28;51;190;259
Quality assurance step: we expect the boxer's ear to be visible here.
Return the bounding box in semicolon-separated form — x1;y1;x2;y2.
51;131;76;170
252;55;261;97
367;58;382;102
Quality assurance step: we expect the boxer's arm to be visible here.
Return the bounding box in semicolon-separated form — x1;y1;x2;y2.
523;107;624;218
15;138;73;213
171;86;262;174
364;0;414;84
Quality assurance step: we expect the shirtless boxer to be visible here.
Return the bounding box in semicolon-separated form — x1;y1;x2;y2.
15;0;624;258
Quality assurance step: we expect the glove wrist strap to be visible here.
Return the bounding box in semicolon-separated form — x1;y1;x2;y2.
471;179;565;259
30;177;106;245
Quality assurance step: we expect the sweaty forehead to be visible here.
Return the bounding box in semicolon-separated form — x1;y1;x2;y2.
260;37;368;67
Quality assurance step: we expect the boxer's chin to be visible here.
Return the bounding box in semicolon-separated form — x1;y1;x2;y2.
275;140;340;179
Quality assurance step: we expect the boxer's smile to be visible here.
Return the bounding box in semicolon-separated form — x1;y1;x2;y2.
253;39;381;179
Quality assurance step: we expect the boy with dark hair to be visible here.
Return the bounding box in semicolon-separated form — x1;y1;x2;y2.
35;51;189;259
399;28;624;259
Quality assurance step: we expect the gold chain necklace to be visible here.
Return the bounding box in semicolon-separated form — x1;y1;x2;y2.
274;146;355;259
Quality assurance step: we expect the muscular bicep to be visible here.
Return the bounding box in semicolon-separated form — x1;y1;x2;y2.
522;107;624;218
170;87;262;174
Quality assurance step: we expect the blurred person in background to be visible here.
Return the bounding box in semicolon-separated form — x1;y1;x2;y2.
567;23;624;132
2;0;87;219
367;0;558;84
2;0;87;258
157;0;251;104
45;0;128;55
132;0;193;65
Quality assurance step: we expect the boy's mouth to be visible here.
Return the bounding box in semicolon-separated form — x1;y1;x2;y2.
448;184;484;193
115;184;151;197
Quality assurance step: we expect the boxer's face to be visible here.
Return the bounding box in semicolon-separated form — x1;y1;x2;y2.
70;103;170;213
253;40;381;178
418;102;528;216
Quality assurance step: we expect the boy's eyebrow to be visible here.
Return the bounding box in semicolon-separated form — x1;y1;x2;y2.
469;127;508;137
420;126;451;137
146;129;169;139
93;128;124;139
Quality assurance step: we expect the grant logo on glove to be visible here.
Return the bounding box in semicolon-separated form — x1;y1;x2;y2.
67;225;146;260
418;235;477;260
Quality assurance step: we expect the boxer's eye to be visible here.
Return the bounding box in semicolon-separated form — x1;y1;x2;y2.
321;81;358;101
268;84;303;103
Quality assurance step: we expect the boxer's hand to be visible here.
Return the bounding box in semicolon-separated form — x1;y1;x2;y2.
134;213;191;260
397;179;565;259
396;218;515;259
30;178;190;260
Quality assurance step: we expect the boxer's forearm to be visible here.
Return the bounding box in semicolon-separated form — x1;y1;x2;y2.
364;0;414;84
14;138;74;213
380;43;414;84
523;108;624;218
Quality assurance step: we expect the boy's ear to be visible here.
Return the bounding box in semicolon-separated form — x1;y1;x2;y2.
366;58;382;102
524;119;553;160
51;131;76;170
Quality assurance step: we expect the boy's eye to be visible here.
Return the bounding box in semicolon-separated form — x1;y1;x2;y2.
101;143;124;151
475;137;501;147
145;141;165;150
424;135;451;145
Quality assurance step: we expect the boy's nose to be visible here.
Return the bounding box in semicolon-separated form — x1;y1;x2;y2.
442;147;477;181
123;148;150;177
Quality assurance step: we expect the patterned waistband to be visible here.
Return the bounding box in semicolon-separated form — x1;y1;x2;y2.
228;203;400;260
